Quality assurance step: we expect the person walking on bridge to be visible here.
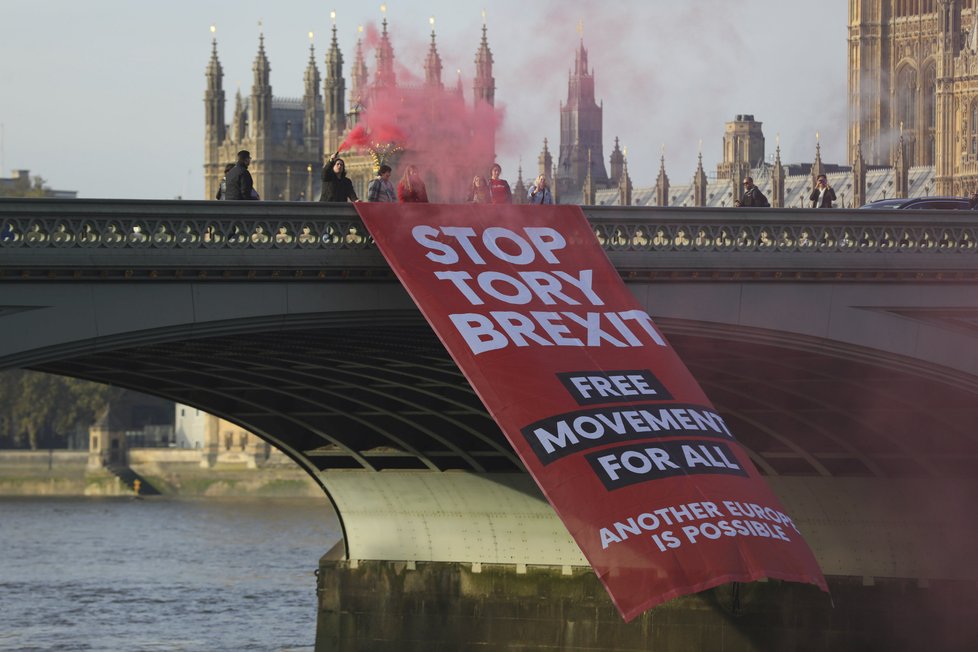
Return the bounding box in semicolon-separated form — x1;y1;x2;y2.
224;151;258;201
735;176;769;208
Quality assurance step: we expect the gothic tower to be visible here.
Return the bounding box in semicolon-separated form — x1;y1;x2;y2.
375;17;396;88
716;114;764;180
303;41;323;174
557;38;609;196
473;23;495;107
425;24;443;89
609;137;624;187
323;22;346;156
350;28;368;116
204;35;226;200
538;138;553;181
250;33;272;197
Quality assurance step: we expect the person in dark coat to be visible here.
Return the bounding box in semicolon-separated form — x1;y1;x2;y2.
224;151;257;201
319;154;358;203
735;176;769;207
809;174;837;208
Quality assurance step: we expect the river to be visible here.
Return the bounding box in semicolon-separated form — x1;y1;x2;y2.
0;496;340;651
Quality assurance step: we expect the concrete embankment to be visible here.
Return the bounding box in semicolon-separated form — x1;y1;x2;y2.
0;449;322;498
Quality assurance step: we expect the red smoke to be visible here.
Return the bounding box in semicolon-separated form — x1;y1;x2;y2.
338;123;407;153
340;20;506;203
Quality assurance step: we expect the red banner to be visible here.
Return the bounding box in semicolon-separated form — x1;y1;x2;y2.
355;202;827;620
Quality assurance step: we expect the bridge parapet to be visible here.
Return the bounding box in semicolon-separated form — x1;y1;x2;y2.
1;199;977;280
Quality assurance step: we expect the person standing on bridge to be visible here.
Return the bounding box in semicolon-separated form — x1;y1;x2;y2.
224;151;258;201
319;153;358;203
488;164;513;204
809;174;836;208
366;165;396;202
735;177;769;208
397;165;429;203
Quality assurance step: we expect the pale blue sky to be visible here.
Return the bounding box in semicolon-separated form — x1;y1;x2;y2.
0;1;848;199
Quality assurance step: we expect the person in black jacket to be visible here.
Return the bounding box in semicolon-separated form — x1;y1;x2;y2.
735;177;769;207
224;151;258;200
319;154;358;203
809;174;837;208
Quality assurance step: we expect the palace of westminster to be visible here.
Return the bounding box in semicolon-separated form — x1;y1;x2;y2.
203;1;978;208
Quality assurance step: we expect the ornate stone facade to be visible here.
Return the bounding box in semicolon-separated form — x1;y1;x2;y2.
848;0;978;194
204;20;497;202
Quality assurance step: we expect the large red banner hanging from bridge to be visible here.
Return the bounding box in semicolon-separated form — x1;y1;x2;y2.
355;202;827;620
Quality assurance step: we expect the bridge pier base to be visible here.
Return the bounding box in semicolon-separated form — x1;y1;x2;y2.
313;559;976;651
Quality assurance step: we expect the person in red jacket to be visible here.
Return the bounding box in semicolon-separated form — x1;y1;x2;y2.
397;165;429;203
487;163;512;204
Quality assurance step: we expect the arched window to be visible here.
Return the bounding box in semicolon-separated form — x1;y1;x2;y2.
971;101;978;160
896;65;917;133
922;62;936;165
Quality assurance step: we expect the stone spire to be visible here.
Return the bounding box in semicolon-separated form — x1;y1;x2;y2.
772;139;786;208
375;15;396;88
350;27;368;113
894;129;909;198
232;88;246;142
513;164;526;205
473;20;495;106
204;29;227;201
609;137;624;186
205;31;226;146
538;138;553;180
618;155;632;206
250;31;272;154
425;20;443;89
323;19;346;155
303;39;322;158
692;150;708;207
810;133;826;190
583;149;595;205
853;139;866;208
655;153;670;207
557;36;608;195
455;67;464;98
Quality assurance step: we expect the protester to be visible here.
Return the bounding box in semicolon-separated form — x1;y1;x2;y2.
969;187;978;210
809;174;837;208
397;165;429;203
224;151;258;201
367;165;396;202
467;175;491;203
319;153;358;203
488;164;512;204
735;176;769;207
527;174;553;205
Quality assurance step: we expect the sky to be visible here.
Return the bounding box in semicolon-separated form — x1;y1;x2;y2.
0;1;849;200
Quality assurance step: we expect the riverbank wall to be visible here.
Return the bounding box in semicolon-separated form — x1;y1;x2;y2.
0;449;322;498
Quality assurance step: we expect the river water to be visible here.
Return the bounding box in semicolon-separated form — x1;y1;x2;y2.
0;496;341;651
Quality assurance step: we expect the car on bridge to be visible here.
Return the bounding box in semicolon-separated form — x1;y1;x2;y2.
859;196;972;210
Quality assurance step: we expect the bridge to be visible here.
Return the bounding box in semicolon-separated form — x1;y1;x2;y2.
2;198;977;649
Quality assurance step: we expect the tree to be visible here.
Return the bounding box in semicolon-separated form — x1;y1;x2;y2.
0;370;121;449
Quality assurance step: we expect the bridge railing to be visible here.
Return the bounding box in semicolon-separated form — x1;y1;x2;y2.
1;198;977;277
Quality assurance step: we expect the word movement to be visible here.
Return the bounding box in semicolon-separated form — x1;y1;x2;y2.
599;500;801;551
411;225;668;355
